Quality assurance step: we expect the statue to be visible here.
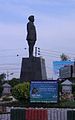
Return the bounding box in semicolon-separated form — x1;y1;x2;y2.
26;15;37;58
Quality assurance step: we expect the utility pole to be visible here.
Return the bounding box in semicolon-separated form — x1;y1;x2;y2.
35;47;41;57
6;71;14;81
6;71;9;81
38;48;40;56
35;47;37;57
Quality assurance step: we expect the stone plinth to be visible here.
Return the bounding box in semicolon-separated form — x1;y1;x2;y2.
20;57;47;82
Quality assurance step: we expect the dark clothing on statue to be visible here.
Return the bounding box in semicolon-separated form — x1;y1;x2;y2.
26;21;36;41
26;16;37;58
27;41;35;57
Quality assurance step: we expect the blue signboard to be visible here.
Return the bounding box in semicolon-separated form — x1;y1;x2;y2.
30;80;58;103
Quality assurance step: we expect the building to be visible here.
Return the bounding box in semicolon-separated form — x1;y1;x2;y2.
2;83;11;95
59;65;73;79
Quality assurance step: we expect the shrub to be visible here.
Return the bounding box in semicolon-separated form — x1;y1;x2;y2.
12;82;30;101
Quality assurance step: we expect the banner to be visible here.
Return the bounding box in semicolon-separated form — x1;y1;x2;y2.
30;80;58;103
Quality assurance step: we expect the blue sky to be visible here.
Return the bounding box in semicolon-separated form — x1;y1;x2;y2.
0;0;75;79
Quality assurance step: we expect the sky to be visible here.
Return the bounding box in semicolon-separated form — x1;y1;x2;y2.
0;0;75;79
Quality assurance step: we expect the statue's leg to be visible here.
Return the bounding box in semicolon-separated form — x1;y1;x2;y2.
28;41;33;57
30;41;35;57
30;42;34;57
31;41;36;57
28;41;35;58
29;43;33;57
27;41;31;57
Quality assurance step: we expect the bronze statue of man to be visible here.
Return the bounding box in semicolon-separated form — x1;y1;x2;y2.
26;15;37;58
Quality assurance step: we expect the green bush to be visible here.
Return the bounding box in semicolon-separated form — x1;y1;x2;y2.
8;78;20;87
12;82;30;101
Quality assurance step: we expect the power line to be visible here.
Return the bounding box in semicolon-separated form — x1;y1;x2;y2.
40;48;75;56
0;47;73;55
0;63;20;66
0;47;75;59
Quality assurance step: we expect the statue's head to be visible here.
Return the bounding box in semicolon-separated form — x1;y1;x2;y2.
28;15;34;22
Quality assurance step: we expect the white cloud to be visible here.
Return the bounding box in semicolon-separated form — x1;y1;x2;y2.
0;23;26;49
0;0;75;25
0;12;75;52
0;0;75;18
21;0;75;6
0;23;24;36
35;14;75;53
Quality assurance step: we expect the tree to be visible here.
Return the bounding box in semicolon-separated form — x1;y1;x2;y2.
8;78;20;87
0;73;6;83
0;84;3;97
0;73;6;97
72;84;75;93
12;82;30;101
60;53;70;61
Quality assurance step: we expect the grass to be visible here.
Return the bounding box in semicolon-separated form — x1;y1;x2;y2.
59;100;75;108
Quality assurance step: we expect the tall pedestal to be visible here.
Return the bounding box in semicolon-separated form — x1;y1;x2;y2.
20;57;47;82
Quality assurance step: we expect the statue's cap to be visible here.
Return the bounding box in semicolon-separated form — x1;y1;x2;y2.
28;15;34;21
